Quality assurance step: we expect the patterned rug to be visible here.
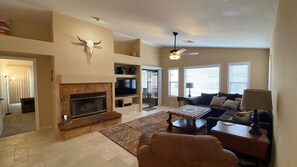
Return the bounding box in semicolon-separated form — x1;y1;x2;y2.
100;111;182;156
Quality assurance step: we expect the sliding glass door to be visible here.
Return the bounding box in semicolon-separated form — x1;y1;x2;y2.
142;69;158;108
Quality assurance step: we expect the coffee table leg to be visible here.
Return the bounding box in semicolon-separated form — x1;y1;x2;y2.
167;113;173;131
192;119;198;133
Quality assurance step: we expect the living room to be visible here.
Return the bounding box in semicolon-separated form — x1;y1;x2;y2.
0;0;296;167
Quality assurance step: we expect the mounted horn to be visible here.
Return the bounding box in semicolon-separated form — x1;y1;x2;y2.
94;41;102;45
77;36;87;43
77;36;102;54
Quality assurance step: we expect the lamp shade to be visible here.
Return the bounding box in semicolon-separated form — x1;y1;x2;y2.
2;72;8;77
186;83;194;89
241;89;273;110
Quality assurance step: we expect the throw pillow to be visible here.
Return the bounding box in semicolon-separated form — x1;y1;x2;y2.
0;19;13;35
232;111;253;122
235;97;244;111
210;96;226;107
199;93;218;105
223;100;240;110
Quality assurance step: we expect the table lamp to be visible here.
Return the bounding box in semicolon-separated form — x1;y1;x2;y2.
186;83;194;97
241;89;272;135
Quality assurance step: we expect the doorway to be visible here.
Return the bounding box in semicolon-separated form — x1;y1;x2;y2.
142;69;158;109
0;58;36;137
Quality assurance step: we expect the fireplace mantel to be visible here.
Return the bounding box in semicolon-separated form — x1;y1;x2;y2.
58;75;116;84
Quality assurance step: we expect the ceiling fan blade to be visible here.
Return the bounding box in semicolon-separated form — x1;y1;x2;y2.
181;52;199;56
177;48;186;54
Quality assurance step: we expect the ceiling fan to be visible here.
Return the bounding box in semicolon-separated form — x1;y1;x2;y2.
169;32;199;60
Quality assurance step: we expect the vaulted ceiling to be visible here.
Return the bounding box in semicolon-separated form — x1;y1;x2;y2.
0;0;279;48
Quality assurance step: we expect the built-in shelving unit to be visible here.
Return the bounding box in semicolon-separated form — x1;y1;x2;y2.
0;14;53;42
113;32;142;112
114;74;136;78
114;63;141;112
114;38;140;57
0;15;54;55
114;63;137;75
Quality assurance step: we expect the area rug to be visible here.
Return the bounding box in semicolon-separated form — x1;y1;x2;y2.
100;111;183;156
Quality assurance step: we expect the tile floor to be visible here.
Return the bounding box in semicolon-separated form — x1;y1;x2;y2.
0;106;174;167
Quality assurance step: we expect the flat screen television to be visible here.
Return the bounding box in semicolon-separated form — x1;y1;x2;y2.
115;78;137;96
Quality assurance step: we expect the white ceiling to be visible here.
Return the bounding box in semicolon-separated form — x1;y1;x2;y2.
0;0;279;48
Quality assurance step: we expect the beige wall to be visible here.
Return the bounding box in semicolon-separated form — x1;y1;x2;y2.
114;39;140;57
161;47;269;107
141;42;161;67
52;13;114;76
35;56;53;127
0;14;51;42
270;0;297;166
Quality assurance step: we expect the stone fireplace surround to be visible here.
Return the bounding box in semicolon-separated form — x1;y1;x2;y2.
57;76;122;138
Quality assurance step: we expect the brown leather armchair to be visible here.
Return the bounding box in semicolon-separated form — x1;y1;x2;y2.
137;133;238;167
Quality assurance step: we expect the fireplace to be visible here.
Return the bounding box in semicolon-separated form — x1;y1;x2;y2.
60;83;113;122
70;92;106;119
58;77;122;140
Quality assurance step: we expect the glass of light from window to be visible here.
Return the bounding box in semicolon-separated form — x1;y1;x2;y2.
228;63;250;94
185;65;220;96
168;68;179;96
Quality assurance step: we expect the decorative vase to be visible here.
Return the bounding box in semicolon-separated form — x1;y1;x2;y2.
130;49;137;56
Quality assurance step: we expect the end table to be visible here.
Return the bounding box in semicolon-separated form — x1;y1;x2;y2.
177;96;189;107
211;121;270;167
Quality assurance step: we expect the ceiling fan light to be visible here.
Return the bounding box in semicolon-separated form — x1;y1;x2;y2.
169;53;180;60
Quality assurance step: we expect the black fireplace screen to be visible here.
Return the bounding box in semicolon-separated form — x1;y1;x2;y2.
70;92;106;119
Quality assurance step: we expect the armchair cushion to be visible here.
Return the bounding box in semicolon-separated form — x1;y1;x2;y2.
150;133;225;161
137;132;238;167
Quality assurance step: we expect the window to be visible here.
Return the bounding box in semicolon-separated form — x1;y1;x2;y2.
228;62;250;94
185;65;220;96
168;68;179;96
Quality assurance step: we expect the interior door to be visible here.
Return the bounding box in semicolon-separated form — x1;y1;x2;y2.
142;69;158;108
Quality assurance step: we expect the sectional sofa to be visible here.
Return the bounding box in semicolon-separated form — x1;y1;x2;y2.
187;92;273;141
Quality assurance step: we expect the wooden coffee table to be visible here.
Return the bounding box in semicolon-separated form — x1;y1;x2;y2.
167;105;211;133
211;121;270;167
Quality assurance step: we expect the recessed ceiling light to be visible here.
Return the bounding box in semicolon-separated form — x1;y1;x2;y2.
183;39;195;43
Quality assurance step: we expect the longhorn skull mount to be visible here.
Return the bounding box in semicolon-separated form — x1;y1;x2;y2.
77;36;101;54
